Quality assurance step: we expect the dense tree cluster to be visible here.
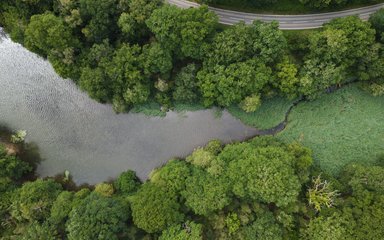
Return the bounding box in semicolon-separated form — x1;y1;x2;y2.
1;136;384;239
1;1;384;113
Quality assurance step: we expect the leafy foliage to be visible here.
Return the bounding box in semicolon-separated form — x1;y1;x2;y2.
11;179;62;222
301;214;348;240
66;193;129;240
130;183;184;233
225;143;302;207
369;8;384;41
0;145;31;180
182;167;231;215
159;221;203;240
113;170;140;195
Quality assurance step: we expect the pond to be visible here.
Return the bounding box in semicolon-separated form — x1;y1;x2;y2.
0;33;258;184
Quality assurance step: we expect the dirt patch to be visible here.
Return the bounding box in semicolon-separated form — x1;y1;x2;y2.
4;143;19;155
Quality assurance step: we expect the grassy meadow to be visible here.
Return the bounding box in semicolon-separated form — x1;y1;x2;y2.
277;84;384;175
227;96;295;130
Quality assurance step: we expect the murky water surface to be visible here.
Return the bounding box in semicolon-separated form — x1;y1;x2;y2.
0;34;257;184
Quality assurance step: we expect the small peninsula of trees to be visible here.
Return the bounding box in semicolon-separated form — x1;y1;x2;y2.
1;1;384;114
1;137;384;239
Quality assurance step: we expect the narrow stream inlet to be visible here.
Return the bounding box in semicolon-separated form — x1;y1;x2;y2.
0;33;259;184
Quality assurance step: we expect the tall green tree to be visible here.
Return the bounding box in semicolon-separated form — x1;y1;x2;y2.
66;193;129;240
159;221;203;240
0;145;31;180
146;5;218;59
118;0;162;40
240;213;283;240
299;0;347;9
130;183;184;233
79;40;113;102
224;143;302;207
11;179;62;222
198;59;272;107
150;159;191;195
369;8;384;42
173;64;200;103
24;12;80;78
301;214;348;240
204;20;286;67
78;0;118;43
299;16;377;97
25;13;78;56
107;44;150;110
182;167;231;216
113;170;141;195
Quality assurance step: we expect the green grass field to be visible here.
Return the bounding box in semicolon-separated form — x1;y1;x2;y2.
227;96;296;130
277;84;384;175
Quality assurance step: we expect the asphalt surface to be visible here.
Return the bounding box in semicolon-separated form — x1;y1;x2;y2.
167;0;384;29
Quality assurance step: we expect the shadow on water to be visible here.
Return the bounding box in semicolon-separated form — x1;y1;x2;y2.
52;172;94;191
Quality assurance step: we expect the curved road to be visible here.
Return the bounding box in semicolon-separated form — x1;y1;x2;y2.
167;0;384;29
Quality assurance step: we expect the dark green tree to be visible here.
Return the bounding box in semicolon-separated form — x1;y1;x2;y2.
130;183;184;233
150;159;191;195
19;221;59;240
113;170;141;195
141;42;173;76
118;0;162;40
11;179;62;222
225;143;302;207
78;0;118;43
299;0;347;9
25;13;77;56
159;221;203;240
66;193;129;240
301;214;348;240
173;64;200;103
205;20;286;67
146;5;218;59
240;213;283;240
369;8;384;41
107;44;150;110
24;12;80;78
0;145;31;180
182;167;231;216
49;191;74;228
197;59;272;107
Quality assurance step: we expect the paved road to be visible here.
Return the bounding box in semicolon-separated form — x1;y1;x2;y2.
167;0;384;29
